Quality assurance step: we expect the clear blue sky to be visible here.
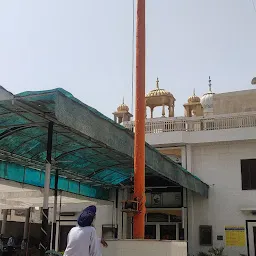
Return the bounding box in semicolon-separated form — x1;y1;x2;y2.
0;0;255;117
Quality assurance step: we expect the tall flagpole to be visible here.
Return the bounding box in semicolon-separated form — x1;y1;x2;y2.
133;0;146;239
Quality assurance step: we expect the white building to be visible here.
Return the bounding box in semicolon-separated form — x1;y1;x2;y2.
118;77;256;256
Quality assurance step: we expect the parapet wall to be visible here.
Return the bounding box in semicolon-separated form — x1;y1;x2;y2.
102;240;187;256
213;89;256;114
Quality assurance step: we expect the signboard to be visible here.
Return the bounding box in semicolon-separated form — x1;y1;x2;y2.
225;226;245;246
217;235;223;241
146;192;182;208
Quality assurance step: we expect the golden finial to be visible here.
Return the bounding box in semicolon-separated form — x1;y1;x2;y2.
208;76;212;92
156;77;160;89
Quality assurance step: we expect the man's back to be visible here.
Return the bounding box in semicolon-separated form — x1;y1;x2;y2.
7;237;15;247
64;226;101;256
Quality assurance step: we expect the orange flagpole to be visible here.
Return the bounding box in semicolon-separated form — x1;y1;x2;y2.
133;0;146;239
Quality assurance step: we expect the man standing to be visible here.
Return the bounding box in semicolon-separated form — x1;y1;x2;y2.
64;205;108;256
7;235;15;256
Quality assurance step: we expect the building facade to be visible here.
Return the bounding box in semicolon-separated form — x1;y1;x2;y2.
120;77;256;256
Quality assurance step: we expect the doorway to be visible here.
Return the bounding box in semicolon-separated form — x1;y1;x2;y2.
145;223;181;240
145;225;156;239
160;224;177;240
247;221;256;256
59;225;74;251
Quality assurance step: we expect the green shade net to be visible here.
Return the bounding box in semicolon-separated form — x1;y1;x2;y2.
0;87;209;199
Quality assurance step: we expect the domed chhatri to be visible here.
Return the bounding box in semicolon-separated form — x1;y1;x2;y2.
146;78;176;118
113;98;133;124
200;76;215;115
251;77;256;85
117;98;129;112
146;78;173;97
183;89;203;117
188;89;201;103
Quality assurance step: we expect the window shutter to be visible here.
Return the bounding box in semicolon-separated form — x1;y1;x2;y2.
241;160;250;190
249;159;256;189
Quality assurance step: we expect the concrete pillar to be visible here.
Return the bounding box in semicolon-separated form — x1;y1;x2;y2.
23;208;30;239
119;189;128;239
40;121;53;256
55;222;60;252
181;147;188;242
1;209;8;235
181;145;193;252
186;145;192;173
116;188;128;239
186;144;193;249
187;190;195;254
182;190;188;241
181;146;186;169
176;223;179;240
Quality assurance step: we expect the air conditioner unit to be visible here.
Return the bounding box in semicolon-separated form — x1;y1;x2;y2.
121;199;139;217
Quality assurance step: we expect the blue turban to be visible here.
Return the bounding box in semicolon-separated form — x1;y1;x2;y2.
77;205;96;227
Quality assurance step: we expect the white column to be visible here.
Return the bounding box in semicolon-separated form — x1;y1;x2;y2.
181;146;186;169
187;190;195;254
1;209;7;235
55;221;60;252
186;145;192;173
182;196;188;241
181;146;189;241
121;189;128;239
117;188;128;239
40;162;51;254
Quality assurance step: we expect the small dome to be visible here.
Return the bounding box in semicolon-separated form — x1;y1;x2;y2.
200;77;215;113
188;89;200;103
146;78;173;98
251;77;256;85
117;98;129;112
201;92;214;109
146;88;173;97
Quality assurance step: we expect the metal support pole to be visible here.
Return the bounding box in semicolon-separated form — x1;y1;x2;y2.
52;169;59;250
23;208;30;239
40;121;53;256
115;189;118;239
1;209;7;235
133;0;146;239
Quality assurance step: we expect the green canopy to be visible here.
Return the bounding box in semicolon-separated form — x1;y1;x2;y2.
0;86;208;199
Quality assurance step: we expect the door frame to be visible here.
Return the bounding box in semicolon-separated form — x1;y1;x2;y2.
246;220;256;256
159;223;180;240
145;222;181;240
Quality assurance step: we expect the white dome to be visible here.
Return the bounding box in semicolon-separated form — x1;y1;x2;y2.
200;77;215;115
201;92;214;110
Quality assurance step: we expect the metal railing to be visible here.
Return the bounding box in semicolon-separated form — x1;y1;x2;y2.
123;112;256;134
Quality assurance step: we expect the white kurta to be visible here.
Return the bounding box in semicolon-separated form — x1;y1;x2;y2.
64;226;102;256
